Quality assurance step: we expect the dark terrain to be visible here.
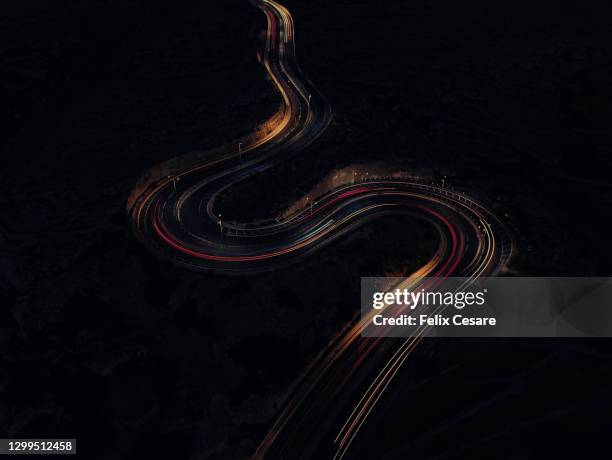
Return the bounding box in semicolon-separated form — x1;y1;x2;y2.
2;0;612;459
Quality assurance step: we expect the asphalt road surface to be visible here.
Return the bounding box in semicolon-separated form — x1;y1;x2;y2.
129;1;514;458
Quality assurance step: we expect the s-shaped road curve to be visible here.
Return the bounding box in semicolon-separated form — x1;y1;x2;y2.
129;0;513;458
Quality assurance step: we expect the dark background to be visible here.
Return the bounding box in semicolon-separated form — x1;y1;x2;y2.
2;0;612;458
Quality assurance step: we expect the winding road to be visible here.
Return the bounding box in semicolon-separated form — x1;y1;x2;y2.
129;0;513;458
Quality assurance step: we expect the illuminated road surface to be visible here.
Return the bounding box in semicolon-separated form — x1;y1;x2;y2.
129;0;513;458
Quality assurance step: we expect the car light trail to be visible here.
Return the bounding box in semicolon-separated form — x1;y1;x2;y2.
128;0;514;458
